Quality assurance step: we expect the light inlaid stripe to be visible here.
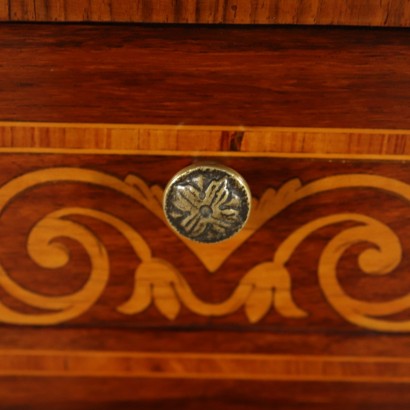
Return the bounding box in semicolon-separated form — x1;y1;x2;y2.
0;350;409;383
1;122;410;158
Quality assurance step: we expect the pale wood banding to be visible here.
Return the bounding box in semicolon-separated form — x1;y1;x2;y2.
1;122;410;157
0;350;409;383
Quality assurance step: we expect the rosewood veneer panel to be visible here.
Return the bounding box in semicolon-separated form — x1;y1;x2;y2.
1;0;410;27
0;24;409;128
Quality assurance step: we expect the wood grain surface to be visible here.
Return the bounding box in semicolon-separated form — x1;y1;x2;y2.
2;378;410;409
1;349;410;383
2;122;410;156
1;0;410;27
1;17;410;408
0;24;410;129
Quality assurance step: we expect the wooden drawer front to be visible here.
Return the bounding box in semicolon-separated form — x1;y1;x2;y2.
1;18;410;409
0;152;409;333
0;149;409;407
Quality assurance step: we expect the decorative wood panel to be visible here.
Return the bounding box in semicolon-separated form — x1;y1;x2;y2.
0;152;409;332
1;0;410;27
1;12;409;409
0;25;410;129
0;150;410;408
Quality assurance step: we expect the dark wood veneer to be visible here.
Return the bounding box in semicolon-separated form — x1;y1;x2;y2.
2;0;410;27
0;24;409;128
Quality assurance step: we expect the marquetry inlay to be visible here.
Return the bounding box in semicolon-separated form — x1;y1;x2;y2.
0;162;409;332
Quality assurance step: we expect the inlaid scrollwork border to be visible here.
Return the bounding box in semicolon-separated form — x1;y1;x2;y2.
0;167;409;332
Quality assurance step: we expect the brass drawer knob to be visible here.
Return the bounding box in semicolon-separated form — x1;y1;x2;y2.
163;164;251;243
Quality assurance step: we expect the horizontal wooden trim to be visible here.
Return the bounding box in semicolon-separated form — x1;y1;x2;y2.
1;24;410;129
1;350;409;383
2;121;410;134
1;0;409;27
3;148;410;162
1;122;410;158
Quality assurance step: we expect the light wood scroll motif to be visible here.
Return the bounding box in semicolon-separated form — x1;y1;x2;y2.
0;167;409;332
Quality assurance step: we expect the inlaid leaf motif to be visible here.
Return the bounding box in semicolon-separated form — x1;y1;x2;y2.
275;178;302;204
245;287;273;323
153;283;181;320
117;268;152;315
272;267;308;318
241;262;307;322
123;174;164;220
